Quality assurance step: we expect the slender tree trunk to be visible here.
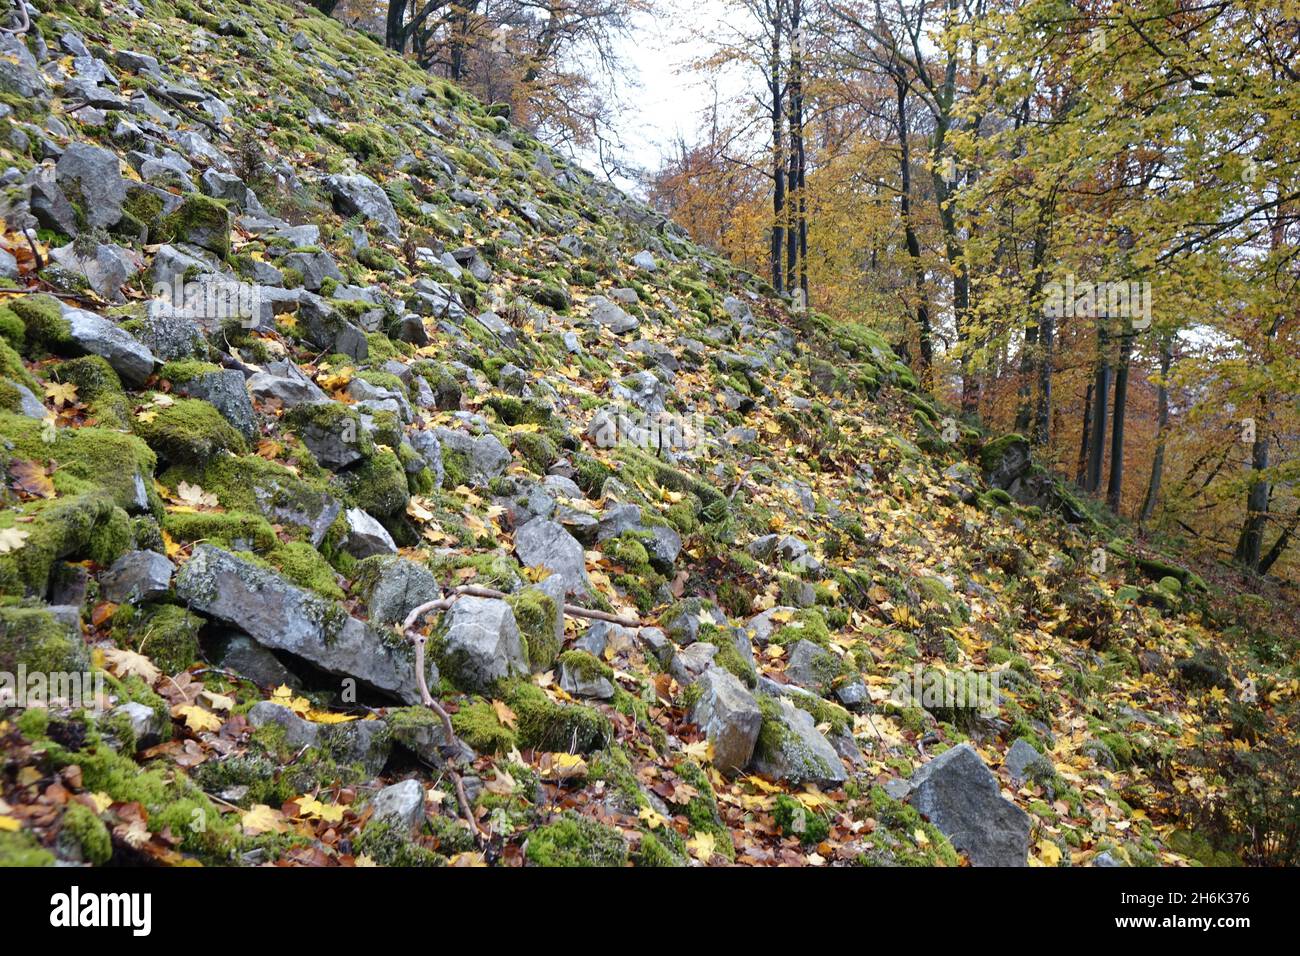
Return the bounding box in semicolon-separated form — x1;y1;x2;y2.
769;3;784;293
1106;331;1133;512
1259;505;1300;575
1034;310;1054;445
1234;417;1270;572
1140;334;1172;522
1085;326;1111;494
895;79;931;386
1076;381;1093;486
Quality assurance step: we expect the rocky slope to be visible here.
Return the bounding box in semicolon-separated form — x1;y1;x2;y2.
1;0;1295;868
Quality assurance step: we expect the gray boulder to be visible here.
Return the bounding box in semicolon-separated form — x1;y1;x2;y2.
210;631;301;689
439;596;528;693
434;427;510;486
748;694;847;786
907;742;1031;867
63;307;156;386
587;295;639;334
342;507;398;559
363;556;439;626
247;359;328;407
689;667;762;774
323;173;401;240
99;550;174;604
56;143;127;229
369;778;426;833
176;545;432;703
247;701;391;777
170;366;258;439
513;519;590;597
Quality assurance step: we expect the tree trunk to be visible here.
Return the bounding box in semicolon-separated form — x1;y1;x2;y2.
1085;327;1111;494
1076;381;1093;486
769;5;784;293
1106;331;1132;512
1140;334;1172;522
895;79;931;386
1233;420;1270;573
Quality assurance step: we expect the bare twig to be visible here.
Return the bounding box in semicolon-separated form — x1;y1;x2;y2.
0;0;29;35
400;584;642;846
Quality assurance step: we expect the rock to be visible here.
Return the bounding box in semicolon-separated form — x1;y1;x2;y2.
435;427;510;486
210;631;301;689
29;165;80;237
176;545;432;703
170;366;258;440
199;169;266;216
689;667;762;774
784;640;839;694
247;359;328;406
513;519;590;597
0;247;15;280
281;250;342;293
250;480;341;550
1004;738;1054;786
558;658;616;700
342;508;398;559
669;641;717;683
49;243;140;302
110;701;167;749
99;550;173;604
0;34;49;104
10;382;46;419
745;606;799;646
323;173;401;240
364;556;439;626
63;307;156;386
56;143;127;229
439;596;528;693
637;627;673;670
612;370;667;416
631;250;658;271
408;430;445;488
1094;851;1123;867
369;779;426;833
587;295;639;334
748;694;847;786
248;702;391;777
906;742;1031;866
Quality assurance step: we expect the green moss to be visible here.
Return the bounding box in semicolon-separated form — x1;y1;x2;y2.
1098;731;1135;767
506;588;560;671
52;355;131;428
159;359;221;385
506;681;611;753
0;410;157;509
112;603;202;675
268;540;344;600
0;605;90;674
526;812;627;867
157;193;231;258
696;624;757;687
0;829;54;867
162;510;278;552
770;608;832;647
855;786;960;866
0;492;132;597
337;446;409;516
772;793;830;845
450;698;517;754
355;819;445;866
9;295;70;352
633;831;686;867
134;397;247;466
672;759;734;861
558;649;614;683
60;802;112;865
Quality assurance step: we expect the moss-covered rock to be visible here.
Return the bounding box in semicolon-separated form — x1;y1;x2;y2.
525;812;627;867
111;603;202;674
134;397;247;466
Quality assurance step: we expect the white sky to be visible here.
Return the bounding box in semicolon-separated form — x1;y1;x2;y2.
596;1;744;194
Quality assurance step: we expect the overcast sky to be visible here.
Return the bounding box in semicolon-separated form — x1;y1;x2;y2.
596;1;745;195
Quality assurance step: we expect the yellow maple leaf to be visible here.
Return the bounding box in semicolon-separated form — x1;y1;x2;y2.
0;815;20;832
102;647;160;684
173;705;223;733
241;804;288;836
687;830;716;863
298;796;345;823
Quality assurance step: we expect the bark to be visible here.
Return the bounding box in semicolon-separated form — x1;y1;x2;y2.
1106;330;1133;512
1085;327;1111;494
1140;335;1172;522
